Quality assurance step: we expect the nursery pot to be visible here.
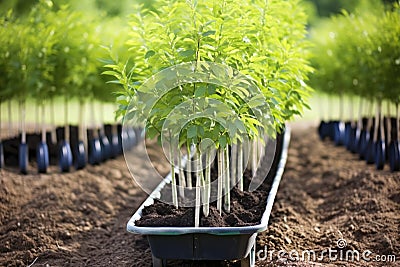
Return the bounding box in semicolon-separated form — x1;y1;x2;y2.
333;121;345;146
110;134;120;158
126;129;291;267
99;132;112;162
74;141;86;170
389;140;400;172
349;125;358;153
59;140;73;172
37;141;49;173
88;138;102;165
374;140;385;170
344;122;352;148
318;120;329;140
19;143;28;174
358;130;369;160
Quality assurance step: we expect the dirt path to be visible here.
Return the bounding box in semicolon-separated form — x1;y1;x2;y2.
0;127;398;267
258;126;399;267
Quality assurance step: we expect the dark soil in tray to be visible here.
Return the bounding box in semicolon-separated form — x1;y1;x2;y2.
136;134;284;228
0;125;398;267
136;171;270;227
136;169;277;227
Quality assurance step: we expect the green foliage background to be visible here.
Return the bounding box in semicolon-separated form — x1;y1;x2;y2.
309;1;400;106
105;0;312;149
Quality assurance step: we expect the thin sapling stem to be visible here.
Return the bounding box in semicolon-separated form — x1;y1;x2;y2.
396;103;399;142
237;141;243;191
194;148;203;227
224;146;230;213
373;101;380;143
244;139;250;171
358;97;363;131
203;150;211;217
79;100;87;150
231;143;237;186
252;139;257;177
177;149;186;199
379;101;384;142
64;97;70;143
8;100;12;138
20;100;26;144
217;148;223;214
50;98;57;144
186;144;192;189
41;103;46;143
386;102;391;144
169;138;178;209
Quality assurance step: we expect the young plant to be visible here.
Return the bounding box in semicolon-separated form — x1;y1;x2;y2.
310;2;400;170
106;0;312;226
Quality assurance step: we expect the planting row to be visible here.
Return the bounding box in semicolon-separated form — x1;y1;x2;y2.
319;111;400;171
310;2;400;171
0;122;138;173
0;1;133;174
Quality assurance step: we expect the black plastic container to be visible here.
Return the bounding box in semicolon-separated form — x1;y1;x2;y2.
126;129;291;267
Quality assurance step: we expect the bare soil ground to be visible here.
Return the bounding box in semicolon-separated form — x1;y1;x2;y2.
0;127;399;267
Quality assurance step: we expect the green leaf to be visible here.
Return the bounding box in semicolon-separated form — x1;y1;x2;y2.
202;30;216;37
194;86;206;97
219;135;227;148
178;49;195;58
145;50;156;59
187;125;197;138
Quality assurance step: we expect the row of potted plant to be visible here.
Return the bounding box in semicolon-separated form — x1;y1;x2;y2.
310;1;400;171
0;1;133;173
